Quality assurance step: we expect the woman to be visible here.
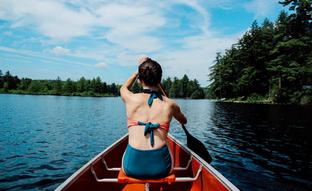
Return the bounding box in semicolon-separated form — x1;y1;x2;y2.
120;57;187;179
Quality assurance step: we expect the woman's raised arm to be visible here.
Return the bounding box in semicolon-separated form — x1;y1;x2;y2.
120;71;138;102
120;56;151;102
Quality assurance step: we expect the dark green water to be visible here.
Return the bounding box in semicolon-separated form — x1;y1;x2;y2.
0;94;311;190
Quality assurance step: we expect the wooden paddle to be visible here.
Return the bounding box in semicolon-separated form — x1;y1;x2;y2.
158;84;213;163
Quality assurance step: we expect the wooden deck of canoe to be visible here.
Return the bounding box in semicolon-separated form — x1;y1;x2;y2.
55;134;239;191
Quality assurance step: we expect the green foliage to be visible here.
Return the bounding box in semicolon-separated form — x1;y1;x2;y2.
1;71;20;90
190;89;205;99
169;77;179;97
131;81;141;93
0;71;120;97
162;77;172;96
64;78;76;93
53;77;63;95
18;78;32;90
208;1;312;104
164;75;204;98
77;77;87;92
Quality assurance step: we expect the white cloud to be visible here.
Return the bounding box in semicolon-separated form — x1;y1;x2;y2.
95;2;166;52
245;0;279;19
0;0;212;52
174;0;210;33
0;0;167;52
3;31;13;36
0;0;96;41
51;46;71;55
95;62;107;69
0;46;90;67
155;33;240;85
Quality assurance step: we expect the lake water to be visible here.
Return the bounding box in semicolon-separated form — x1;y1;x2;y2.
0;94;311;191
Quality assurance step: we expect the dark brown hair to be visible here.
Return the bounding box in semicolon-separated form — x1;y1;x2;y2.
138;58;162;86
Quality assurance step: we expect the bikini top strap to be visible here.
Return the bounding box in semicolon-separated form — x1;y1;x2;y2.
142;89;163;106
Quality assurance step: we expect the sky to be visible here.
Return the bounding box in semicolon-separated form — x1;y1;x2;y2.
0;0;285;86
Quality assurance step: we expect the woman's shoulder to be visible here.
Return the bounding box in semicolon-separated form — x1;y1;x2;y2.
161;96;177;107
128;92;146;103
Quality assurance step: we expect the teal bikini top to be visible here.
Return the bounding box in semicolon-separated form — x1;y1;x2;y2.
139;89;164;146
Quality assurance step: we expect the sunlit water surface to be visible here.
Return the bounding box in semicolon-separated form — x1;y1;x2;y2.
0;94;311;190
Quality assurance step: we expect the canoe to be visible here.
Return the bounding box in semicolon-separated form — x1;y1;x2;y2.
55;134;239;191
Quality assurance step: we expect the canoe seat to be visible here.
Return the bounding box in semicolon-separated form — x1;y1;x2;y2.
117;170;176;184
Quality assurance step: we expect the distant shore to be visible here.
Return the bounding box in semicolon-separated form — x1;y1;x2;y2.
0;90;117;97
216;98;274;105
214;96;311;105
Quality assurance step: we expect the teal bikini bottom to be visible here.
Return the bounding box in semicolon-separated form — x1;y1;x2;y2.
123;144;172;179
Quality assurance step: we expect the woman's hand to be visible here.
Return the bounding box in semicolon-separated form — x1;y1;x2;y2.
138;56;150;66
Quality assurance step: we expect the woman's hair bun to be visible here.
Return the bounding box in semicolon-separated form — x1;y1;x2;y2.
138;59;162;86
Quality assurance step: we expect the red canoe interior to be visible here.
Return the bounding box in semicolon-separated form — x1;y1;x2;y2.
57;135;232;191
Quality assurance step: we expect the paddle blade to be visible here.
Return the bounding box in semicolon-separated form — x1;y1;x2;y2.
182;125;213;163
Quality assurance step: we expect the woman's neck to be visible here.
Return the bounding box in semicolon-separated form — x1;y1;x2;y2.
142;85;158;91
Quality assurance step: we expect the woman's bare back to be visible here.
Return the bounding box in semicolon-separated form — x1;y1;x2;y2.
125;93;174;150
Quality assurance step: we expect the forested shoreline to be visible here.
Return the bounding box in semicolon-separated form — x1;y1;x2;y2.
0;70;206;99
208;0;312;104
0;70;119;97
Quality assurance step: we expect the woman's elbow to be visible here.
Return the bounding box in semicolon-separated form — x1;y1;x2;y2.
119;86;127;100
177;114;187;125
182;116;187;125
120;85;126;91
120;85;128;94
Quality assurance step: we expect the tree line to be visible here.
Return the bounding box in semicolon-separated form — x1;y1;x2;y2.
208;0;312;104
0;70;119;97
0;70;205;99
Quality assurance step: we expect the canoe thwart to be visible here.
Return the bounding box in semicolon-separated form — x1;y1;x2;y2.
101;156;192;172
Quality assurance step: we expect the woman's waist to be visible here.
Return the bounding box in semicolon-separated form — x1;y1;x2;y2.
128;131;168;150
126;142;169;153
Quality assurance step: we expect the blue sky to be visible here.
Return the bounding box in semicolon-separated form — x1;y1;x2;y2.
0;0;285;86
